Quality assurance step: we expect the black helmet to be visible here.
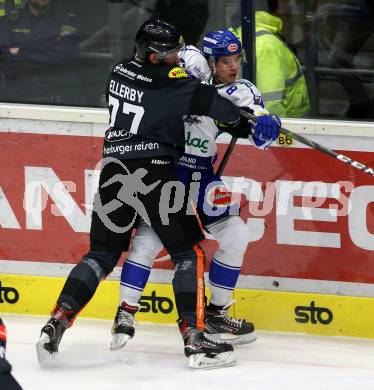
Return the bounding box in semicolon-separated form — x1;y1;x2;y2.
135;19;185;61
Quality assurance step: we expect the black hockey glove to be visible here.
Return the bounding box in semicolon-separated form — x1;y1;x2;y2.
214;107;255;139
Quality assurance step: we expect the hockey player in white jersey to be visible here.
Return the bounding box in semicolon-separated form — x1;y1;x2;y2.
110;30;281;368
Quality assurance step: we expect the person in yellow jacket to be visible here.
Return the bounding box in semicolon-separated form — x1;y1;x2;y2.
0;0;5;17
231;4;310;118
0;0;22;18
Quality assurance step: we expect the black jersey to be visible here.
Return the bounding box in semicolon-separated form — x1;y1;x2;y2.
103;58;240;161
0;6;78;63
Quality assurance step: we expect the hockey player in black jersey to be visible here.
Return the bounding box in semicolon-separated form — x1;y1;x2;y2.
110;30;281;358
36;19;254;369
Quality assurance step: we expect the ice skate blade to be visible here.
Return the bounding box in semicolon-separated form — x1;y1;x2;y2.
36;333;55;368
209;331;257;346
188;351;236;370
110;334;132;351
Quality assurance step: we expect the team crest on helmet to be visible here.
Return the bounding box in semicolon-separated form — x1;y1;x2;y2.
202;29;242;58
228;43;238;52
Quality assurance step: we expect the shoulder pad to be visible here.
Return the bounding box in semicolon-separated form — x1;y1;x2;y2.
168;66;190;79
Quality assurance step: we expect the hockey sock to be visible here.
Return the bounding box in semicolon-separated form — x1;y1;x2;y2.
120;258;151;306
206;216;248;307
57;252;119;322
209;257;240;307
172;245;205;330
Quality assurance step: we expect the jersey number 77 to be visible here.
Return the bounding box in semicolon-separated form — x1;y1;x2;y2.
108;96;145;134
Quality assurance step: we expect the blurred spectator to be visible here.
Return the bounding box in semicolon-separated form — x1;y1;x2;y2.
0;0;22;18
0;318;22;389
0;0;79;103
326;0;374;119
231;0;310;118
151;0;209;45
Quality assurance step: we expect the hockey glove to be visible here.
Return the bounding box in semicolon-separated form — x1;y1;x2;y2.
216;107;255;139
252;114;281;147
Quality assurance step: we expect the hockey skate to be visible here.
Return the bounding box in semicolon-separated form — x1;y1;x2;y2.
110;302;138;351
205;301;257;345
179;319;235;369
36;304;70;368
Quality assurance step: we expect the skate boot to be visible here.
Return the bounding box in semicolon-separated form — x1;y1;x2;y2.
178;319;235;369
36;303;71;368
205;300;256;345
110;301;138;351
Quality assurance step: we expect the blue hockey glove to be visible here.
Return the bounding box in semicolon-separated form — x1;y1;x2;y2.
252;114;281;147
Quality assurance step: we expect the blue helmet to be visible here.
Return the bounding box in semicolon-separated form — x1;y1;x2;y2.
202;29;242;59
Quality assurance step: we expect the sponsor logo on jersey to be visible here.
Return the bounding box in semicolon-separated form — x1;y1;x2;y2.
183;115;201;125
151;159;171;165
228;43;238;52
180;155;196;164
0;281;19;304
136;73;152;83
105;129;133;142
185;131;209;153
113;64;137;80
206;185;235;207
294;301;333;325
168;67;189;79
191;65;209;81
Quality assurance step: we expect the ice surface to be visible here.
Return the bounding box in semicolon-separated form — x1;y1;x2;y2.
3;314;374;390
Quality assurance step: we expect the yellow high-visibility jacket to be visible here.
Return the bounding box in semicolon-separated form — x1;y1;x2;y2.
231;11;310;118
0;0;4;17
0;0;23;18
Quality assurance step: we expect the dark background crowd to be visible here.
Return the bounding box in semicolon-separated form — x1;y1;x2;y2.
0;0;373;120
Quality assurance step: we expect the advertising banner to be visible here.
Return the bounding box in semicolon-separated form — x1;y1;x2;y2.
1;131;373;284
1;125;374;338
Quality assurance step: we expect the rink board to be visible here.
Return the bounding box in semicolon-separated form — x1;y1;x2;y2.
1;273;374;339
1;108;374;340
0;127;373;291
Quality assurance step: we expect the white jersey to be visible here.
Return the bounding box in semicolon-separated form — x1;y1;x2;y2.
178;45;269;170
179;44;211;82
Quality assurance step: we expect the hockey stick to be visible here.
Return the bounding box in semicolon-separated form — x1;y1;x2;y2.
216;136;238;176
240;110;374;178
153;254;171;263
